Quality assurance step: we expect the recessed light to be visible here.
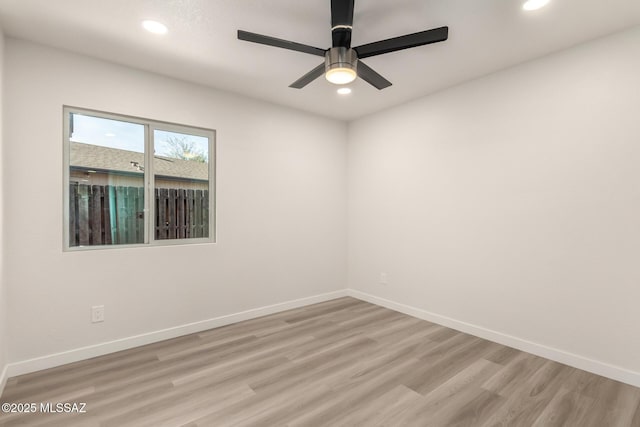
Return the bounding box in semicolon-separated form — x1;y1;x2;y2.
523;0;550;11
142;20;168;35
337;87;352;95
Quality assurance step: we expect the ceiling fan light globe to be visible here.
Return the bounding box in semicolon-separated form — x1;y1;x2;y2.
325;67;357;85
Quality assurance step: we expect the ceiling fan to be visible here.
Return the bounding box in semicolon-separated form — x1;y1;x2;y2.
237;0;448;90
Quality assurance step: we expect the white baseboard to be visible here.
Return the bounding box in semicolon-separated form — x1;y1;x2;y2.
0;363;8;397
347;289;640;389
6;289;348;378
7;288;640;390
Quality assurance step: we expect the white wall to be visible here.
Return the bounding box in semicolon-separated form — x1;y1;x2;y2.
0;24;7;391
348;26;640;381
4;39;347;365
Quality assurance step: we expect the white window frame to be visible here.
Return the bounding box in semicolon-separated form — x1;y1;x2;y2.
63;106;216;251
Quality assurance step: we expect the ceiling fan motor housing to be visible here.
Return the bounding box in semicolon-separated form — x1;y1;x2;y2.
324;47;358;72
326;47;358;74
325;47;358;84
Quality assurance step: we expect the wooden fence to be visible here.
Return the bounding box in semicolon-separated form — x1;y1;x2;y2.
69;183;209;246
155;187;209;240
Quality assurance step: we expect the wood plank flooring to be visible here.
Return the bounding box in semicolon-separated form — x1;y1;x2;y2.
1;297;639;426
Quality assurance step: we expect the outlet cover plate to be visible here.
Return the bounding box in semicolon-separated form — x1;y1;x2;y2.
91;305;105;323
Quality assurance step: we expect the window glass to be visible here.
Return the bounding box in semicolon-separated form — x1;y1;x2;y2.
65;108;215;250
68;114;145;246
153;130;210;240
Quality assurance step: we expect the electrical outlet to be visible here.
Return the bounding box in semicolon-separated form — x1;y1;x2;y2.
380;273;388;285
91;305;105;323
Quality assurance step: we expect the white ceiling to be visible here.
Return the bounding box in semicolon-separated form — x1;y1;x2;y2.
1;0;640;120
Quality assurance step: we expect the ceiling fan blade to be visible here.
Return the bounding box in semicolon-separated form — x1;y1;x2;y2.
289;63;326;89
354;26;448;59
331;0;354;48
357;61;392;90
238;30;326;57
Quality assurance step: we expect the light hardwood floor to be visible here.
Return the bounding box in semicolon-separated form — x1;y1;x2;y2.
1;297;639;426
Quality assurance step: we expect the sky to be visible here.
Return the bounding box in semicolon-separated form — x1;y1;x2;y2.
70;113;209;161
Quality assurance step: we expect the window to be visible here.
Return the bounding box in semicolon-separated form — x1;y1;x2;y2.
63;107;215;249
